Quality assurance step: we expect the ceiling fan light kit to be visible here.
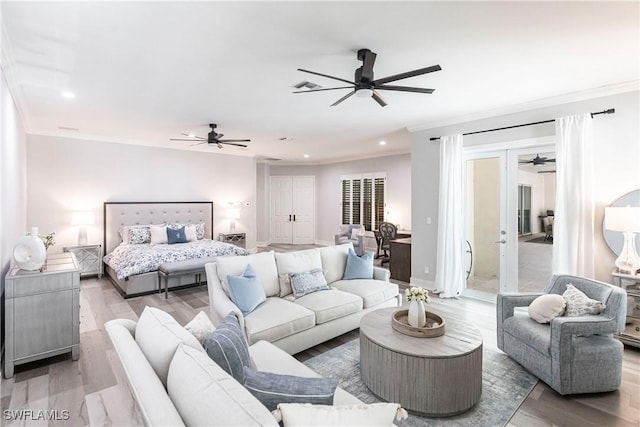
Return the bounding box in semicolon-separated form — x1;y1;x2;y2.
294;48;441;107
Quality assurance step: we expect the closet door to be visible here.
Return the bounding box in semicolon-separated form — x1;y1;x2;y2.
270;177;293;244
292;177;315;244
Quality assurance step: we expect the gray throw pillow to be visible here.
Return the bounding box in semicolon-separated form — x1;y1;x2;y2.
202;313;251;383
242;367;338;411
290;269;329;298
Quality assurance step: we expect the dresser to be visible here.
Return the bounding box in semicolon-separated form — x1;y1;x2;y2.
390;238;412;283
64;244;103;278
4;253;81;378
611;270;640;348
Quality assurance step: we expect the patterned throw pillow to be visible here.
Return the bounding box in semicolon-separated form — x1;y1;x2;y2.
184;311;216;343
195;222;206;240
128;226;151;244
202;313;251;383
562;284;606;317
243;367;338;411
167;226;188;244
290;269;329;298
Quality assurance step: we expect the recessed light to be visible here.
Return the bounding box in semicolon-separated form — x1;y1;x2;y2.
379;140;387;146
303;154;309;158
61;91;75;99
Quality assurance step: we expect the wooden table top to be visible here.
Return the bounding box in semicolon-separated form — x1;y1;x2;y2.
360;307;483;359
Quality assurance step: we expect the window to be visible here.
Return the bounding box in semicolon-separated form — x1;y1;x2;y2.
341;173;386;231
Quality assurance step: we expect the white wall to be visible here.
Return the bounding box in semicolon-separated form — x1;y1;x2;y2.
266;153;411;248
1;71;28;360
27;135;258;251
411;90;640;284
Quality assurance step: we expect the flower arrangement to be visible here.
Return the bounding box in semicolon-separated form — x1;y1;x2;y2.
41;232;56;250
405;286;430;303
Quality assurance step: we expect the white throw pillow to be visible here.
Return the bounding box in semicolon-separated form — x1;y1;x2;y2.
184;311;216;343
528;294;566;323
273;403;407;427
135;306;204;386
168;345;278;426
184;224;198;242
150;224;168;244
562;284;606;317
318;244;353;284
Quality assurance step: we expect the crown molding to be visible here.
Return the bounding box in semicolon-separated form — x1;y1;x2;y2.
406;80;639;133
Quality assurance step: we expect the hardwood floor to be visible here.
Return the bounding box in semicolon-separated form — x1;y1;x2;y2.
1;261;638;426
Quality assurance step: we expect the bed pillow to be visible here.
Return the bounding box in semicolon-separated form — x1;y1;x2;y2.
273;403;407;427
128;226;151;244
184;224;198;242
227;264;266;315
243;367;338;411
342;248;374;280
290;269;329;298
167;226;188;244
202;313;251;383
195;222;206;240
150;224;168;244
528;294;566;323
562;284;606;317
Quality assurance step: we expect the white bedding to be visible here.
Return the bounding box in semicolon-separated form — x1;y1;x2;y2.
104;239;247;279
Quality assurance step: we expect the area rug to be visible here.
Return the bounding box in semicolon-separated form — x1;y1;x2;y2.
525;236;553;245
304;339;538;427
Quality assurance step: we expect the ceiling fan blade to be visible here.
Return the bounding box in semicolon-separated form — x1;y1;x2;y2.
219;141;249;148
373;64;442;86
375;85;435;94
218;139;251;143
330;90;356;106
361;50;377;81
181;133;205;140
170;138;199;141
547;159;556;162
189;142;208;146
519;160;534;164
298;68;355;85
293;86;353;93
372;90;387;107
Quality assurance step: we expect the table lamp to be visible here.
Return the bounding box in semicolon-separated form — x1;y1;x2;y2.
605;206;640;274
71;211;95;245
226;207;240;232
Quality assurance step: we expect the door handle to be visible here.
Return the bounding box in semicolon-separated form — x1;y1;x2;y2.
494;239;506;244
289;214;292;222
293;214;296;222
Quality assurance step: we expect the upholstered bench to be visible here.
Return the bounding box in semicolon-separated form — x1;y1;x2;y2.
158;257;218;298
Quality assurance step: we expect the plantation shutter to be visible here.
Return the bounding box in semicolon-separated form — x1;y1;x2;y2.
340;173;385;228
363;178;373;231
341;179;351;224
374;177;385;229
352;179;362;225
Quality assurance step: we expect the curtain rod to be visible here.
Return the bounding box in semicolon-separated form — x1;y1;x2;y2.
429;108;615;141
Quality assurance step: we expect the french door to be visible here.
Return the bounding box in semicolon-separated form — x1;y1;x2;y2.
270;176;315;244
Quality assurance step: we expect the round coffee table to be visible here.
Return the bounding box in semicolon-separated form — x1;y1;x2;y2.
359;307;483;417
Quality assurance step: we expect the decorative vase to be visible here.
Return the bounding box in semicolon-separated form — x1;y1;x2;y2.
408;300;426;328
13;227;47;271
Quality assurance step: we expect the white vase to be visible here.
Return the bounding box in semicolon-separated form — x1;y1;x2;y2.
408;300;426;328
13;227;47;271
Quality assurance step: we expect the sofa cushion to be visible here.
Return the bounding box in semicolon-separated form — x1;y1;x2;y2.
245;298;315;344
503;314;551;355
217;251;280;297
243;367;338;411
343;248;374;280
332;279;399;308
202;313;252;383
168;345;278;426
135;306;204;387
290;269;330;298
318;244;352;284
227;264;267;315
275;249;323;297
294;290;363;324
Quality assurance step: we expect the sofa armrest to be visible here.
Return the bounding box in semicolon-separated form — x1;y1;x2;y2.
205;262;245;331
373;267;390;282
496;293;541;351
551;315;620;338
105;320;186;427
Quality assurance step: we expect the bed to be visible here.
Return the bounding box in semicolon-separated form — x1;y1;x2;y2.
103;201;246;297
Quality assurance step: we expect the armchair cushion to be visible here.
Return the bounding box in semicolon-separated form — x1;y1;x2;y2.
528;294;566;323
503;315;551;355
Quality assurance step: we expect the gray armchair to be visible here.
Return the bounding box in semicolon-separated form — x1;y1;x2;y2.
334;224;365;256
497;274;627;395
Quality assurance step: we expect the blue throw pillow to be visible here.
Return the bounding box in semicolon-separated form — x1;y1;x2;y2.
343;248;374;280
202;313;251;383
290;269;329;298
227;264;266;315
243;366;338;411
167;226;188;244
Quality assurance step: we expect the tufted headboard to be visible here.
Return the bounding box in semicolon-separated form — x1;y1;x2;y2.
103;202;214;255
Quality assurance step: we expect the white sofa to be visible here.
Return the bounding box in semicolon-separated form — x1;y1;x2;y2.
206;243;401;354
106;316;367;426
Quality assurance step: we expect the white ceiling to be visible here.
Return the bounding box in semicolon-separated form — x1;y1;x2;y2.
2;1;638;164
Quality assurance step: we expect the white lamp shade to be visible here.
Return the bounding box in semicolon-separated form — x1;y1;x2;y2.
604;207;640;232
226;208;240;220
71;211;95;226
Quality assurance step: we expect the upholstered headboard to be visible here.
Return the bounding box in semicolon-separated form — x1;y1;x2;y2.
103;202;214;254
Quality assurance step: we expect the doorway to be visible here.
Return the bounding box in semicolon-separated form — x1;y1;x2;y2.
270;176;315;244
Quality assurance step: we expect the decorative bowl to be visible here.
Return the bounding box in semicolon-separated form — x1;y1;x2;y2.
391;309;445;338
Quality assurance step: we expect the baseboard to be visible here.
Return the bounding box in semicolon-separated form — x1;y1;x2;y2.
409;277;436;291
256;241;270;248
315;239;334;247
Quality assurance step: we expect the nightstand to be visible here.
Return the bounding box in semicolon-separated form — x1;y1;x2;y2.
611;270;640;348
218;232;246;248
64;244;103;278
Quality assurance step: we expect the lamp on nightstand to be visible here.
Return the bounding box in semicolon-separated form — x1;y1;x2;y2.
71;211;95;245
605;206;640;274
226;206;240;233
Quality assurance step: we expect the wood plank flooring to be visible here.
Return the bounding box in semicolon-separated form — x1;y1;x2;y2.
1;254;638;426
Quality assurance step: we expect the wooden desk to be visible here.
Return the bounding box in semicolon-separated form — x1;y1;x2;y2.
390;237;411;282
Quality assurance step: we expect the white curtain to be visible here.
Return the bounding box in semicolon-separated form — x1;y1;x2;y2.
553;113;595;278
435;134;465;298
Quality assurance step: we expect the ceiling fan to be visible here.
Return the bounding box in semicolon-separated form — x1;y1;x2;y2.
293;48;441;107
519;154;556;165
170;124;250;149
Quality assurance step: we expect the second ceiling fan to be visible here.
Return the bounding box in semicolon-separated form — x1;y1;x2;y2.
170;124;250;149
294;48;441;107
